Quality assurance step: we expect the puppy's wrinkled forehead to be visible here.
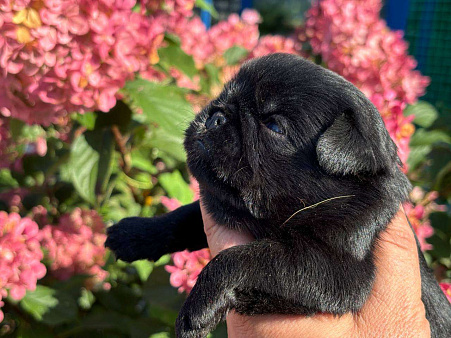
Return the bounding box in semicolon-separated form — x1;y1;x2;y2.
218;53;344;123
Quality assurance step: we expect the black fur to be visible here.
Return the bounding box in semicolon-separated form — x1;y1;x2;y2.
105;54;451;337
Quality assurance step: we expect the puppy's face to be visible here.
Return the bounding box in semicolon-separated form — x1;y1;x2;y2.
185;54;402;227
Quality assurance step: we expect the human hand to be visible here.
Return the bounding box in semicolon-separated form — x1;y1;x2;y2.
200;201;431;337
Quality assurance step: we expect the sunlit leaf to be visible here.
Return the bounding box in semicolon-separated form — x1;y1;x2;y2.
159;170;193;205
405;101;439;128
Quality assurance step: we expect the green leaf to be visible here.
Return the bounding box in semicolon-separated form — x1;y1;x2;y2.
20;285;78;325
73;112;96;130
0;169;19;189
100;180;141;222
410;129;451;147
9;118;25;141
154;254;171;267
195;0;218;17
407;145;431;170
159;40;197;79
78;288;96;310
124;79;193;161
159;170;193;205
150;333;170;338
132;260;154;282
430;212;451;235
150;128;186;162
427;234;451;259
223;46;249;65
125;79;193;133
69;134;99;204
96;284;144;316
404;101;439;128
68;130;115;204
131;149;158;174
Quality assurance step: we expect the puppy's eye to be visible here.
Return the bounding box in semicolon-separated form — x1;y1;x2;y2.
265;120;283;134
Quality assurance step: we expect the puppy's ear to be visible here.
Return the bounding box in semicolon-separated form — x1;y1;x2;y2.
316;92;399;176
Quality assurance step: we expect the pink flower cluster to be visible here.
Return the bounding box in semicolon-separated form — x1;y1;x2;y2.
440;283;451;303
0;0;165;125
39;208;109;288
169;9;261;68
300;0;429;165
404;187;446;251
250;35;301;59
164;249;210;293
0;212;46;322
142;0;195;18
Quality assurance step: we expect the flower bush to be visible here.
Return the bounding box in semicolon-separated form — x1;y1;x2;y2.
0;212;46;322
0;0;449;335
39;208;109;287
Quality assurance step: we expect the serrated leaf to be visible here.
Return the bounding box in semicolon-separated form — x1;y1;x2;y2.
159;41;197;79
223;46;249;65
69;134;99;204
159;170;193;205
68;130;114;204
404;101;439;128
124;79;193;161
132;260;154;282
410;129;451;146
20;285;77;325
150;128;186;162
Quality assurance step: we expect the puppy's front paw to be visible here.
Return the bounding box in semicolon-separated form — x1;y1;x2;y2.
175;299;218;338
105;217;167;263
175;276;232;338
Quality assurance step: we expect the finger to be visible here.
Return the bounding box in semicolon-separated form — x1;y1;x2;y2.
369;206;423;307
355;206;430;336
199;200;253;257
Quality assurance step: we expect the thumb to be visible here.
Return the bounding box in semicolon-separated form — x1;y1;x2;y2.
199;200;253;257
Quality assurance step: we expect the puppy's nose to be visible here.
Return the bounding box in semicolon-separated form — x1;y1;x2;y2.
206;111;227;130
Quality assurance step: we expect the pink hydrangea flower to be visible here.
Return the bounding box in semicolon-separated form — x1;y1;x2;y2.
404;187;446;251
0;187;29;212
0;212;47;322
39;208;109;288
0;0;165;125
440;283;451;303
160;196;182;212
251;35;301;58
164;9;261;69
299;0;429;167
165;249;211;293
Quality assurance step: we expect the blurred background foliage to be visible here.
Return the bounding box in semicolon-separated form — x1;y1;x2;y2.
0;0;450;337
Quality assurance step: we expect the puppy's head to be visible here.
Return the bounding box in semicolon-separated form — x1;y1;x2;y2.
185;54;409;234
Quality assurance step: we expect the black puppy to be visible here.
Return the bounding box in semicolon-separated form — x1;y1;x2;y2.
106;54;451;337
